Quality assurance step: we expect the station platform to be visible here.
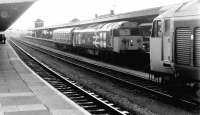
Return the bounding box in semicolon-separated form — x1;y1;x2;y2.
0;43;90;115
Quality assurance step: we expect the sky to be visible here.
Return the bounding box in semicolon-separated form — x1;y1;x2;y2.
10;0;190;29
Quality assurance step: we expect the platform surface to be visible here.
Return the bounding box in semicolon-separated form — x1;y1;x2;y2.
0;43;90;115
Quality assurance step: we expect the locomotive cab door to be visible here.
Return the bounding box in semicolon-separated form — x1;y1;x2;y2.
150;19;174;74
162;19;173;67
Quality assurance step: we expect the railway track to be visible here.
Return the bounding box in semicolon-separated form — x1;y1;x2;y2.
11;38;199;109
9;39;130;115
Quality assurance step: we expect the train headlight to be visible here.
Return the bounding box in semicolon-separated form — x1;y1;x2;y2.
130;40;134;46
130;40;133;43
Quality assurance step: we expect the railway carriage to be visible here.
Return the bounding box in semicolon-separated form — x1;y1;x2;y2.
52;28;74;49
42;30;53;39
73;24;112;55
150;0;200;91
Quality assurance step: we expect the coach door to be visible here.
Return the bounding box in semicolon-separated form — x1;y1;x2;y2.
162;19;172;66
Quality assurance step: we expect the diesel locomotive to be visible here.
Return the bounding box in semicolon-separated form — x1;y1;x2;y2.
150;0;200;95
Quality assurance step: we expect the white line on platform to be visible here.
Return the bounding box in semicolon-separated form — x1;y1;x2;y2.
2;104;47;112
0;92;34;97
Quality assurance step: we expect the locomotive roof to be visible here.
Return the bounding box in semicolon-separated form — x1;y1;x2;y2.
175;0;200;17
155;0;200;19
74;21;138;32
178;0;200;12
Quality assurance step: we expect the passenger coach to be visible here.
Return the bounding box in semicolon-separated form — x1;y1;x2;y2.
52;28;74;49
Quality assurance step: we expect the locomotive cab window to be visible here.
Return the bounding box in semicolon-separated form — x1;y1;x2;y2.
113;29;119;36
113;28;140;36
119;29;131;36
151;21;157;37
151;20;162;37
130;28;141;36
164;19;170;36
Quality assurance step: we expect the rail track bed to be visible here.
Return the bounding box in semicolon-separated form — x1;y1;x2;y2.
9;39;130;115
11;38;200;114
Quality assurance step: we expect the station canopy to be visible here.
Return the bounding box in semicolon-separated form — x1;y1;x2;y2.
0;0;36;31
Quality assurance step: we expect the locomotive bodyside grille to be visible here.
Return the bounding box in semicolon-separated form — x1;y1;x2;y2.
194;28;200;67
175;28;192;66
